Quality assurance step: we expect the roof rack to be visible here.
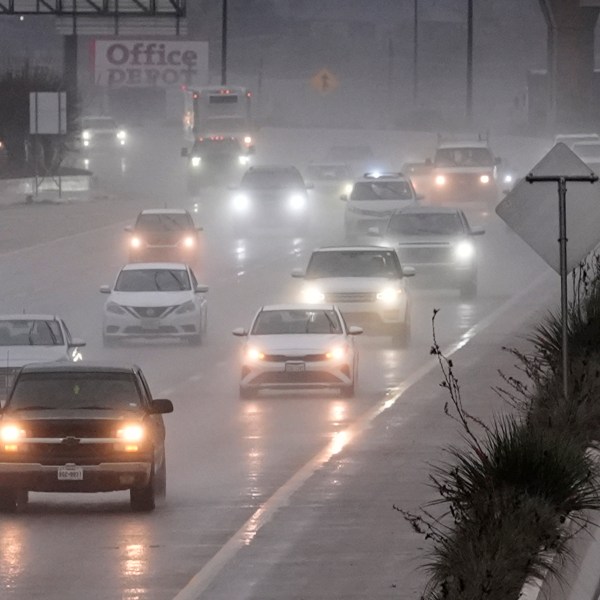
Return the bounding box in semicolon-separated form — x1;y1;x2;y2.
363;171;403;179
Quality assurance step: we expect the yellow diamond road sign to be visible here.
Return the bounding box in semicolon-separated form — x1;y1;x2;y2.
311;68;339;94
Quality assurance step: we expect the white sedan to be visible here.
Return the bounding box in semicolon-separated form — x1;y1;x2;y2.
0;314;85;397
100;263;208;346
232;304;362;399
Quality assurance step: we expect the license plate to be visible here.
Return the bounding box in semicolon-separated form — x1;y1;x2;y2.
141;318;160;330
285;362;305;372
58;465;83;481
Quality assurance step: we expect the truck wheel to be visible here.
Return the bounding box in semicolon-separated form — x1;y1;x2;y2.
130;466;157;512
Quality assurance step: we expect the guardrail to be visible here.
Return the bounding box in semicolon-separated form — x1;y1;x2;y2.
0;174;93;206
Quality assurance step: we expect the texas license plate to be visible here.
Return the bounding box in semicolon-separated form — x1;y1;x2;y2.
285;362;305;372
58;465;83;481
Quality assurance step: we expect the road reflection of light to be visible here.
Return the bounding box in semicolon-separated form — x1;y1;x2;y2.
0;523;24;590
121;157;127;174
242;402;265;503
330;430;351;455
382;349;401;384
457;303;476;331
329;401;347;427
235;241;246;263
119;522;150;600
193;202;199;213
83;158;90;169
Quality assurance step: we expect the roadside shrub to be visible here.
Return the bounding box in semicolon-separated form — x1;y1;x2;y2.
399;310;600;600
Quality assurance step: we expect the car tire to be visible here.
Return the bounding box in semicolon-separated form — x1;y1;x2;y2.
339;383;355;398
392;318;411;347
130;466;157;512
155;454;167;499
239;385;257;400
0;488;18;512
102;333;118;348
459;278;477;300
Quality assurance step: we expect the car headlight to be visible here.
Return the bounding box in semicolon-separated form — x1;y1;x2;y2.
130;236;142;248
1;424;25;443
479;174;490;184
326;345;347;361
244;135;252;145
82;130;91;141
191;156;202;167
343;183;353;195
175;300;196;314
106;301;127;315
117;130;127;140
435;174;446;186
182;235;195;248
454;240;475;262
503;174;513;184
301;287;325;303
115;423;145;451
233;193;250;211
289;193;306;211
239;155;250;166
376;287;402;304
117;424;145;442
246;346;265;362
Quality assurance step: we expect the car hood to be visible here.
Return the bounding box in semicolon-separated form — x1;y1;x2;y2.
248;334;344;353
0;346;68;367
2;409;142;421
108;291;192;307
348;199;416;213
386;234;466;246
305;277;401;292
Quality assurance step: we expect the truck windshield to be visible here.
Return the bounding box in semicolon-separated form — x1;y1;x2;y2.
435;147;493;168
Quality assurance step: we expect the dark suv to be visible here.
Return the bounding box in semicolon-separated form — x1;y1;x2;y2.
0;363;173;512
125;208;202;263
231;165;312;234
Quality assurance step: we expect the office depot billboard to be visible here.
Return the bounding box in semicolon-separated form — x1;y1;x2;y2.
94;40;208;88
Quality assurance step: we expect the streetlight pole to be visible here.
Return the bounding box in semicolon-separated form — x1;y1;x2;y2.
413;0;419;104
221;0;228;85
466;0;473;122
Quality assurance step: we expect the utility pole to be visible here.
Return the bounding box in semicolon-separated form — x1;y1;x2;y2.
413;0;419;104
466;0;473;122
221;0;228;85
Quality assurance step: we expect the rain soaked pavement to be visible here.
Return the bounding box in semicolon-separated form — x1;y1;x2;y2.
0;126;556;599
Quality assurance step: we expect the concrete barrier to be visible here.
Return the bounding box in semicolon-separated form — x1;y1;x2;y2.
0;174;93;206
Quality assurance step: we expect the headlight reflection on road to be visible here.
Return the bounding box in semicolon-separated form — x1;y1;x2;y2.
0;523;24;590
242;403;265;507
119;523;150;600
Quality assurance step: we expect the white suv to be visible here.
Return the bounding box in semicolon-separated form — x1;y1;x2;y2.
292;246;414;344
342;172;420;240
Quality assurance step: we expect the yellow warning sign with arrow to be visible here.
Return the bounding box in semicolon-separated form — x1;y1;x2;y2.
310;68;339;94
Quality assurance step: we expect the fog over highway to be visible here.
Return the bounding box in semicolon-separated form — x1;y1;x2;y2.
0;125;553;599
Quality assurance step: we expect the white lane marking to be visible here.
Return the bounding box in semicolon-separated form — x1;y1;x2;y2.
172;270;553;600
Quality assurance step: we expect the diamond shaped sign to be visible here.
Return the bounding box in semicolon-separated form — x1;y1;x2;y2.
495;143;600;273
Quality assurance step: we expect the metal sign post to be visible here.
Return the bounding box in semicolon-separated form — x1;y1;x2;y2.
525;173;598;399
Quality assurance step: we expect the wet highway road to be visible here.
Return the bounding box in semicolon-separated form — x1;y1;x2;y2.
0;126;552;599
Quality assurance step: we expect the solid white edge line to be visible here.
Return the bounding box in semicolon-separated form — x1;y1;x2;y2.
172;269;554;600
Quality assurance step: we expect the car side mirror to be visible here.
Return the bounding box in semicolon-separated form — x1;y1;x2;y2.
68;338;86;348
124;225;133;232
232;327;248;337
291;268;305;278
195;284;209;293
471;227;485;236
150;398;174;414
403;266;416;278
348;325;363;336
340;194;348;201
100;285;111;294
181;147;189;157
